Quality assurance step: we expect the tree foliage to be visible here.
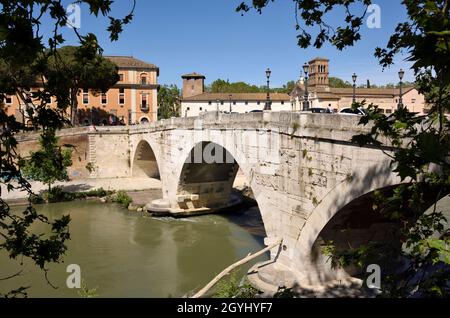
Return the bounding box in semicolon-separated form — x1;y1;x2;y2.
158;84;181;119
329;77;353;88
239;0;450;297
45;46;120;125
0;0;134;297
21;129;73;192
206;79;296;94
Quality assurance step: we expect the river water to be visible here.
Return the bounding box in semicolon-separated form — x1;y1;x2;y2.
0;201;268;298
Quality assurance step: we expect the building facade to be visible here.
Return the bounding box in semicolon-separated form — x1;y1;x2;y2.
180;73;293;117
291;57;427;114
1;56;159;125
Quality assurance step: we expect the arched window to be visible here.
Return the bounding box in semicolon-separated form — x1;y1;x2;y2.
141;73;147;85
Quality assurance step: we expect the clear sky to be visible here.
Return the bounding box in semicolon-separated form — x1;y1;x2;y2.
44;0;414;88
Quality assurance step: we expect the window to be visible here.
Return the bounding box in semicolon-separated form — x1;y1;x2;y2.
187;107;190;110
281;101;285;105
128;110;132;125
101;92;107;105
141;93;148;110
119;88;125;105
5;95;12;104
199;107;203;111
245;101;248;105
82;89;89;104
386;109;392;114
208;101;212;105
411;99;416;103
119;74;124;82
141;76;147;85
221;101;224;105
233;101;236;105
257;101;260;105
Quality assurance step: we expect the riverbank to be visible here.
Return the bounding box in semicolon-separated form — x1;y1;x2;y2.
2;177;162;205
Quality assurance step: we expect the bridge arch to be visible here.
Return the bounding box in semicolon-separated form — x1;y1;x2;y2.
174;141;256;209
131;139;161;179
293;160;402;284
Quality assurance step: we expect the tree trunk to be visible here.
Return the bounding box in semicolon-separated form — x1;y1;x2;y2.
191;239;282;298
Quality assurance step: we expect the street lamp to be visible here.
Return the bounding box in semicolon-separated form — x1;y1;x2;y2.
352;73;357;104
264;68;272;111
229;94;232;113
302;63;309;111
398;68;405;109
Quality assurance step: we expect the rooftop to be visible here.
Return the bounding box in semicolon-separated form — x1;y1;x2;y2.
182;72;206;79
293;83;415;98
105;56;159;73
183;92;291;102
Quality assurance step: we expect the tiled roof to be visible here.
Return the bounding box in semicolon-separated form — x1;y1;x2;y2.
292;83;415;98
329;87;415;96
309;57;329;62
183;92;291;102
182;72;206;79
105;56;158;70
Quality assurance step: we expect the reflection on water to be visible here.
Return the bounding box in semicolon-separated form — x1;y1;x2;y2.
0;201;267;298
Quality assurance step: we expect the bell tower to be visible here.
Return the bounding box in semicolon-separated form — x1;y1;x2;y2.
308;57;329;88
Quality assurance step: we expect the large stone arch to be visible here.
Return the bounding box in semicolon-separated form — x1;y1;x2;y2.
131;138;161;179
292;159;402;285
176;141;241;210
169;134;275;233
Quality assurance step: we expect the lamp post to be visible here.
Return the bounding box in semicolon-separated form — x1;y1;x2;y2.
264;68;272;111
302;63;309;111
352;73;357;104
398;68;405;109
229;94;232;113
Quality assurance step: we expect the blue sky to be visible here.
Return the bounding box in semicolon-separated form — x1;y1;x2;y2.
44;0;414;88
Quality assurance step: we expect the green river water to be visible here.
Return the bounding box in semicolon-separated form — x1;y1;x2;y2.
0;201;268;298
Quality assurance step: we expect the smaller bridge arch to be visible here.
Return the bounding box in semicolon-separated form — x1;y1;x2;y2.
131;139;161;179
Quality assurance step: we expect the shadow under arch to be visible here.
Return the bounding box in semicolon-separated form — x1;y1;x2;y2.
176;141;244;211
132;139;161;179
297;158;450;285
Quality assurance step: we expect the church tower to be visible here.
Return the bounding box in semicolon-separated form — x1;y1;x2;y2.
308;57;329;88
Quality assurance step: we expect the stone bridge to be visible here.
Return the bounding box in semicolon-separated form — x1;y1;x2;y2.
82;112;402;290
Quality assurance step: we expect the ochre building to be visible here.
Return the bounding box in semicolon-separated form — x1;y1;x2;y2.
1;56;159;126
